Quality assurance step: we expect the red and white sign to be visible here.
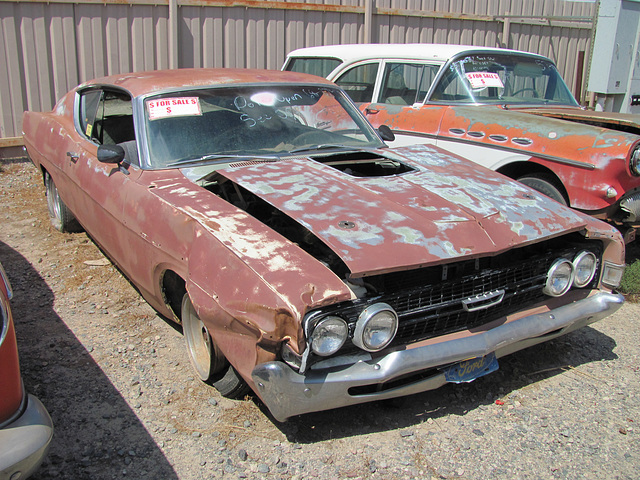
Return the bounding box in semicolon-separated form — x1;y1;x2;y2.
147;97;202;120
465;72;504;89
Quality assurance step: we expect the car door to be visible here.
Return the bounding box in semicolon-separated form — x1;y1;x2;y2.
348;61;446;147
332;61;382;104
63;87;142;269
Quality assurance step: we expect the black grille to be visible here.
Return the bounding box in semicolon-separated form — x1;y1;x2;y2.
386;259;549;343
307;234;602;350
340;254;552;345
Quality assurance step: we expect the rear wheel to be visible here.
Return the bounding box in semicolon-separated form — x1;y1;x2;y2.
181;294;250;398
517;174;567;205
44;172;82;232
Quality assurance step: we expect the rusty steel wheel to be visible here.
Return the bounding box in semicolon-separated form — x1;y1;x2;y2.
181;294;250;398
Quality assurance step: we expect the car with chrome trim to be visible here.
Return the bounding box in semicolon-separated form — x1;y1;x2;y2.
23;68;625;421
0;262;53;478
284;44;640;242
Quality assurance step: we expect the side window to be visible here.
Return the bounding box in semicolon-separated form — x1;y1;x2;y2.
284;57;341;78
78;89;138;165
335;63;379;103
379;63;441;105
430;67;473;103
78;90;102;140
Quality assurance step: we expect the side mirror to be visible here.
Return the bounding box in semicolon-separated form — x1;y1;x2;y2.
377;124;395;142
97;144;125;164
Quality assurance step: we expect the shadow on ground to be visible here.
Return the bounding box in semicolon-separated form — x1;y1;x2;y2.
0;240;179;480
274;324;617;443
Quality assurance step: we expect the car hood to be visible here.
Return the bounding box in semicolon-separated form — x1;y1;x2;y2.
217;144;589;277
515;107;640;136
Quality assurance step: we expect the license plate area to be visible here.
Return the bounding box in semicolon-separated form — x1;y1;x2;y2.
440;353;499;383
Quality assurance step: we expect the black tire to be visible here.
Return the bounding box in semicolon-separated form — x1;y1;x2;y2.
44;172;82;232
517;174;568;205
181;294;250;399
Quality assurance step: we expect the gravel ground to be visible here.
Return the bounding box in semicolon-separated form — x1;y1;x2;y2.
1;160;639;480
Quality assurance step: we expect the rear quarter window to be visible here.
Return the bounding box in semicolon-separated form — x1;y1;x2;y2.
284;57;342;78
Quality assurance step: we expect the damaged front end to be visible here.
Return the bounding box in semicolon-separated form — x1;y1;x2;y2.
253;230;624;421
184;145;625;421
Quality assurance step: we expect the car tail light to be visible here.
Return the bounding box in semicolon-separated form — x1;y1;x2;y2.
0;266;24;425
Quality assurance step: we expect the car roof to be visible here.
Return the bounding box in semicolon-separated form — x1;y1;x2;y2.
286;44;549;64
79;68;337;98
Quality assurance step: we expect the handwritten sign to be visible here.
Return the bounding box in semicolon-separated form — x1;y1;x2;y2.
465;72;504;89
147;97;202;120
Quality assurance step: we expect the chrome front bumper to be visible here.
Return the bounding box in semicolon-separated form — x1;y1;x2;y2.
0;394;53;479
252;291;624;422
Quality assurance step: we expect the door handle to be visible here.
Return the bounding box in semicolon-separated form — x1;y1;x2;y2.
67;151;79;163
365;107;379;115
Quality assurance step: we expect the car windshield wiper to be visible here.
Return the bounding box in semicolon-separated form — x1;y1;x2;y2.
166;153;280;167
288;144;358;155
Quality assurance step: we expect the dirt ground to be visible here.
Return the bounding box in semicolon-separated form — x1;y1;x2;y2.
1;160;639;480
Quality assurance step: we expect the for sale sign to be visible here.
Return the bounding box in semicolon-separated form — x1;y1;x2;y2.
465;72;504;89
147;97;202;120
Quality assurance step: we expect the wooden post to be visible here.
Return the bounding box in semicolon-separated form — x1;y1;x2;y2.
169;0;179;69
502;13;510;49
575;50;585;104
364;0;373;44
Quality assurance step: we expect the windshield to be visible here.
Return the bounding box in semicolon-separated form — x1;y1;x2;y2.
429;53;579;106
144;85;384;168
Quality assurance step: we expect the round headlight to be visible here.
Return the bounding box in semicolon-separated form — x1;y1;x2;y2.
630;146;640;176
310;316;348;356
573;251;597;288
353;303;398;352
543;259;574;297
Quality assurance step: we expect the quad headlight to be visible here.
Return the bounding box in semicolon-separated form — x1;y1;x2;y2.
309;316;348;356
352;303;398;352
572;251;597;288
306;302;399;359
543;258;574;296
544;250;599;297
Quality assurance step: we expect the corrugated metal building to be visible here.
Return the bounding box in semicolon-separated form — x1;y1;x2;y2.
0;0;595;141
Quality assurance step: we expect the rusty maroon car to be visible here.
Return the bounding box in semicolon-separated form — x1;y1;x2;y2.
23;69;626;421
0;262;53;478
284;44;640;242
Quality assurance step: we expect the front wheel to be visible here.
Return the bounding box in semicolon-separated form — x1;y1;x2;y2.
517;174;568;205
181;294;250;398
44;172;82;232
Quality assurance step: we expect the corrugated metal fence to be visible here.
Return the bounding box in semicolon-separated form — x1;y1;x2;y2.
0;0;595;140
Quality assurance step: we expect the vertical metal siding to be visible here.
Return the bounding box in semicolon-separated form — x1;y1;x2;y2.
0;0;594;139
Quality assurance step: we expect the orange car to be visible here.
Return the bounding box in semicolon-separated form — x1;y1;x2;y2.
285;44;640;242
23;69;625;420
0;262;53;478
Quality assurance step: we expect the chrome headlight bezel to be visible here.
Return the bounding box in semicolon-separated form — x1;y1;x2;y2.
630;145;640;176
572;251;597;288
309;315;348;357
352;302;398;352
543;258;574;297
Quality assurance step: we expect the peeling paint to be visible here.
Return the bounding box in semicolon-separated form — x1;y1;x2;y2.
363;102;640;216
220;146;589;276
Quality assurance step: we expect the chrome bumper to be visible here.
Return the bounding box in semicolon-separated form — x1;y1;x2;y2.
252;292;623;422
0;394;53;479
